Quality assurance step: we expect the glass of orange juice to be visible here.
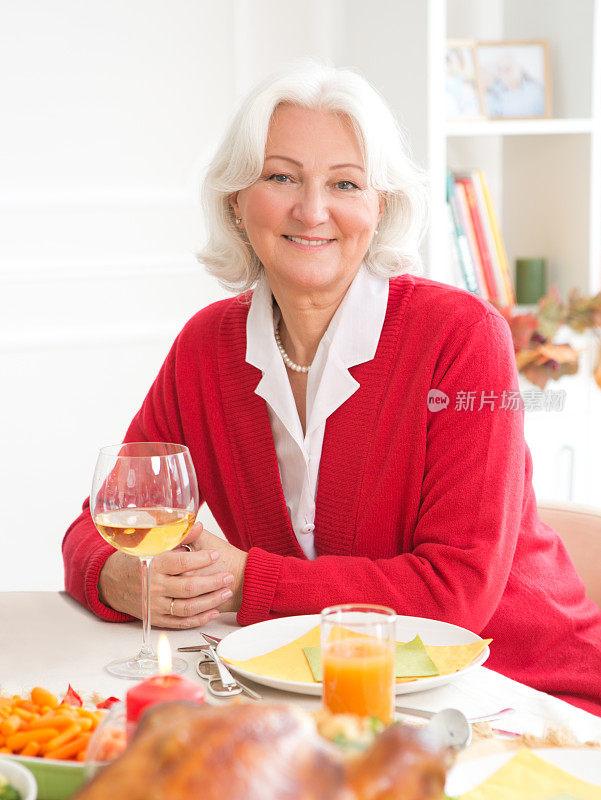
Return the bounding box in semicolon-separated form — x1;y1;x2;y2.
321;604;396;724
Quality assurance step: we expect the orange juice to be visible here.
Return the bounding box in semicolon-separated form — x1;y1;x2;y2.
322;637;395;723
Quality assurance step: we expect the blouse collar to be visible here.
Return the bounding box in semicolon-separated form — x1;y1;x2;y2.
246;266;389;445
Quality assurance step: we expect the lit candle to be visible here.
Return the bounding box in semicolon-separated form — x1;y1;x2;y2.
126;635;205;733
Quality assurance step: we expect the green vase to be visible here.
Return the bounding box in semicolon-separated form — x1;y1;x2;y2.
515;258;547;305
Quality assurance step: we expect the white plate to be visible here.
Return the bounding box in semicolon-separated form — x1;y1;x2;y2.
445;748;601;795
217;614;489;696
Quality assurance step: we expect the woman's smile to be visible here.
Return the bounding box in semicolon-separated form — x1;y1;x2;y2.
282;234;336;251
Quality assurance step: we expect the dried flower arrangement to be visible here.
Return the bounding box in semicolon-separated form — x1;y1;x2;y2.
495;288;601;390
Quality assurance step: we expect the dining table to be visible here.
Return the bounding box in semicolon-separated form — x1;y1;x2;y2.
2;591;601;792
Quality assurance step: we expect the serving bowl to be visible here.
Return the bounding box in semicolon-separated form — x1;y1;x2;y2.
0;755;38;800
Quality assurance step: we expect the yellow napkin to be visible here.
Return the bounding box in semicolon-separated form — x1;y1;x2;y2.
458;748;601;800
223;624;491;684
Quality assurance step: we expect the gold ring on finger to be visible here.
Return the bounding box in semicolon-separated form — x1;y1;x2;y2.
170;598;176;616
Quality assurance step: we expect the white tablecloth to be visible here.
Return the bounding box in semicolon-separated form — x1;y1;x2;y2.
2;592;601;747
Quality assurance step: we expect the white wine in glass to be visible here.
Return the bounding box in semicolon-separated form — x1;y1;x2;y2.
91;442;199;679
93;507;197;557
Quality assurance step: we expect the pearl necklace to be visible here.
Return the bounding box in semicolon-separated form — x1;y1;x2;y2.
274;322;311;373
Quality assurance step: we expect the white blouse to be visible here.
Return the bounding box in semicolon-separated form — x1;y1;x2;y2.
245;266;389;559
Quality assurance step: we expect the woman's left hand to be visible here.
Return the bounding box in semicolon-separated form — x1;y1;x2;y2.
180;524;248;613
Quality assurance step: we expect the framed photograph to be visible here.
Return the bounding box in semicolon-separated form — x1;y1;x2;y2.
445;39;484;120
474;40;552;120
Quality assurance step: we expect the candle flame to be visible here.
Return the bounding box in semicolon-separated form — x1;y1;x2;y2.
157;633;172;675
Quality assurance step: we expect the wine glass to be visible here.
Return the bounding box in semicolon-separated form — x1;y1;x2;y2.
91;442;199;678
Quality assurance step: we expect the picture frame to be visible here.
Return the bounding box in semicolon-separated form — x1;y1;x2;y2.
474;39;552;120
445;39;484;120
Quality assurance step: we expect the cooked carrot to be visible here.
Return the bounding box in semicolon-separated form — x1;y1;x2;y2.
14;697;38;714
21;741;41;757
76;708;98;721
14;707;35;722
0;747;10;754
45;733;91;761
56;708;79;721
43;723;82;754
76;749;86;762
1;716;21;736
29;713;77;731
91;711;105;726
7;728;58;751
31;688;59;709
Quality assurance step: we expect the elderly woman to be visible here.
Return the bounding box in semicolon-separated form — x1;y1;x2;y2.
64;62;601;715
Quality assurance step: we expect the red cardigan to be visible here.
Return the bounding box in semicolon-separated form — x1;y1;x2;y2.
63;275;601;715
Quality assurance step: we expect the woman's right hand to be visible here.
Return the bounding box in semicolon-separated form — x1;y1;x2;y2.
97;528;235;629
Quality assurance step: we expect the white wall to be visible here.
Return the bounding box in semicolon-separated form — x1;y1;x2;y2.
1;0;431;590
1;0;237;590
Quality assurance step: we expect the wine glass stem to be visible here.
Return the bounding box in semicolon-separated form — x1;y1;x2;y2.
139;556;154;658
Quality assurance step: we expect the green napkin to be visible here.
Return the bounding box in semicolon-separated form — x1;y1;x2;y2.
303;635;439;682
395;635;440;678
303;647;325;681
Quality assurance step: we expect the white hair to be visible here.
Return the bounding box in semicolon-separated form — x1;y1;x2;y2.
198;59;429;293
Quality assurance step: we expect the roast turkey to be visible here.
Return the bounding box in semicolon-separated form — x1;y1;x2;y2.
75;701;450;800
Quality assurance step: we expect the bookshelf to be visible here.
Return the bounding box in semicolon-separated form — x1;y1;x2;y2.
426;0;601;506
427;0;601;298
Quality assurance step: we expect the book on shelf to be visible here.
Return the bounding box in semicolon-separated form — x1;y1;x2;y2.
448;179;488;296
476;171;515;306
445;173;479;294
446;171;516;306
445;202;470;290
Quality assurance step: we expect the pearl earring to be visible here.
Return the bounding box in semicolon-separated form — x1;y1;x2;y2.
235;217;242;225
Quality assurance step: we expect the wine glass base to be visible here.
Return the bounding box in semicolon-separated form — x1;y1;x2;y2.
105;655;188;679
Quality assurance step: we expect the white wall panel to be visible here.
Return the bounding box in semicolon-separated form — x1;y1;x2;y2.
342;0;429;170
0;202;204;270
1;1;236;590
231;0;338;92
0;0;235;190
